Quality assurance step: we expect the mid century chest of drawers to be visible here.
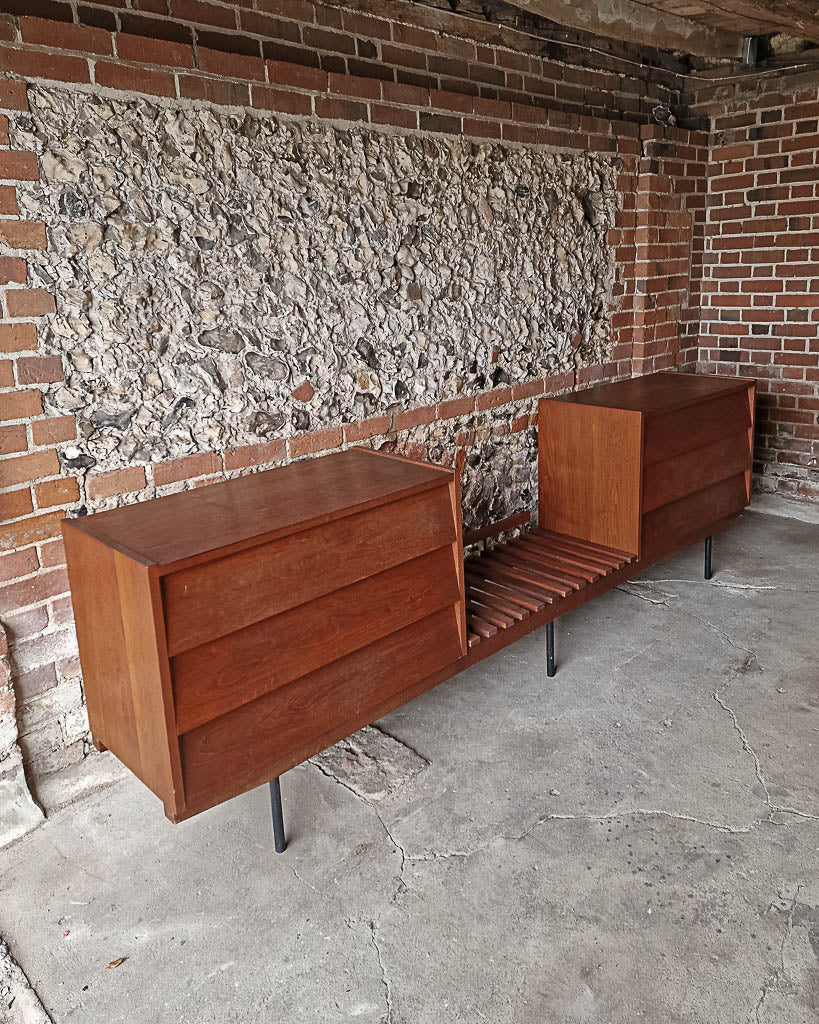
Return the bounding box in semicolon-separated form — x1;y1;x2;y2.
538;371;756;561
63;448;466;823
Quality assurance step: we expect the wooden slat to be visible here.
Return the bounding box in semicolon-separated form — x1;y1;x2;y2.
173;546;461;735
501;545;587;588
467;613;498;638
467;600;515;630
520;534;615;575
507;538;599;583
531;528;633;565
463;510;531;547
164;484;455;656
525;535;625;572
467;632;481;649
484;551;574;597
468;565;556;607
465;586;528;621
464;570;546;612
478;554;568;599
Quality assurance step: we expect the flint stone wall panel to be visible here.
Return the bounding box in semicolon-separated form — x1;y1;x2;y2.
15;88;619;503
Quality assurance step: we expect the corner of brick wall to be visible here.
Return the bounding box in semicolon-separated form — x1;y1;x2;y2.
0;80;89;789
691;70;819;502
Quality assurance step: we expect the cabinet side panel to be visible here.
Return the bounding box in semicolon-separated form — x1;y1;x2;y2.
113;553;184;819
538;401;642;555
62;526;142;780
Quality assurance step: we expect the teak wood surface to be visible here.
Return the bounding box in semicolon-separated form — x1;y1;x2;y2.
63;371;756;832
65;447;453;569
63;447;465;822
539;371;755;558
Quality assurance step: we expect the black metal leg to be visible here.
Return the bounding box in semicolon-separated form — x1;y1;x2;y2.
546;620;556;678
269;777;287;854
704;535;713;580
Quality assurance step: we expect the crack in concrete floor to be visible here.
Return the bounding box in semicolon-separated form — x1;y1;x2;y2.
753;885;802;1024
2;515;817;1023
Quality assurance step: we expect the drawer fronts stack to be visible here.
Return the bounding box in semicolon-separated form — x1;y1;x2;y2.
63;448;466;823
180;607;461;811
640;383;754;558
162;484;457;655
539;371;755;562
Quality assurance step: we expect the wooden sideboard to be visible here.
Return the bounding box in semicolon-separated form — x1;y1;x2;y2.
63;448;466;823
63;371;755;850
538;371;755;562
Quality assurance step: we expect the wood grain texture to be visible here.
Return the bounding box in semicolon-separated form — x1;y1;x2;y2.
641;473;748;557
66;448;452;568
180;607;463;812
172;545;460;734
64;447;464;824
113;553;183;816
61;527;139;773
163;483;456;655
642;430;752;513
643;388;751;466
62;524;183;817
555;371;752;416
538;399;643;555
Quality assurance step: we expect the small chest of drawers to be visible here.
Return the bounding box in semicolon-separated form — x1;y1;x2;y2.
63;448;466;822
538;371;756;560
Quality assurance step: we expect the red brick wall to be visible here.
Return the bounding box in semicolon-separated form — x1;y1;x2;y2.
0;0;742;786
690;71;819;502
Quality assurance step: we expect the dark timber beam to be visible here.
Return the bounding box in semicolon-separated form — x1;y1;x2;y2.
503;0;744;57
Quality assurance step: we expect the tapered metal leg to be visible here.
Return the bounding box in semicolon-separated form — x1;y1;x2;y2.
704;535;713;580
269;777;287;854
546;620;556;678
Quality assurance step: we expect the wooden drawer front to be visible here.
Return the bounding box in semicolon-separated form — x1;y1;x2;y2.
642;432;752;514
180;607;462;810
172;545;460;734
163;484;455;656
642;473;748;554
643;390;751;466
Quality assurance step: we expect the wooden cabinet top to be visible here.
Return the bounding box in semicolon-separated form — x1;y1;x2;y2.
551;371;752;416
63;448;453;568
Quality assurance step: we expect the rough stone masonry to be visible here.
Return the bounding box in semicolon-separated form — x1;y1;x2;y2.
15;86;618;483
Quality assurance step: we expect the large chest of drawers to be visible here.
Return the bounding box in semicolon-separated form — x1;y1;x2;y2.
63;448;466;822
538;371;756;560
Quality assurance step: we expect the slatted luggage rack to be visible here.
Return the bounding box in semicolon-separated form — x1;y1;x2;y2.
465;527;635;649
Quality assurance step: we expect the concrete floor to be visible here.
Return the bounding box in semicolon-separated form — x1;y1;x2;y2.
1;506;817;1024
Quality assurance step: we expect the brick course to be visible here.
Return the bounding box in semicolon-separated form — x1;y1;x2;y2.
0;0;814;796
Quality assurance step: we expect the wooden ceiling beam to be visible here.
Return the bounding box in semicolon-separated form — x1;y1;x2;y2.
501;0;745;56
673;0;819;43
